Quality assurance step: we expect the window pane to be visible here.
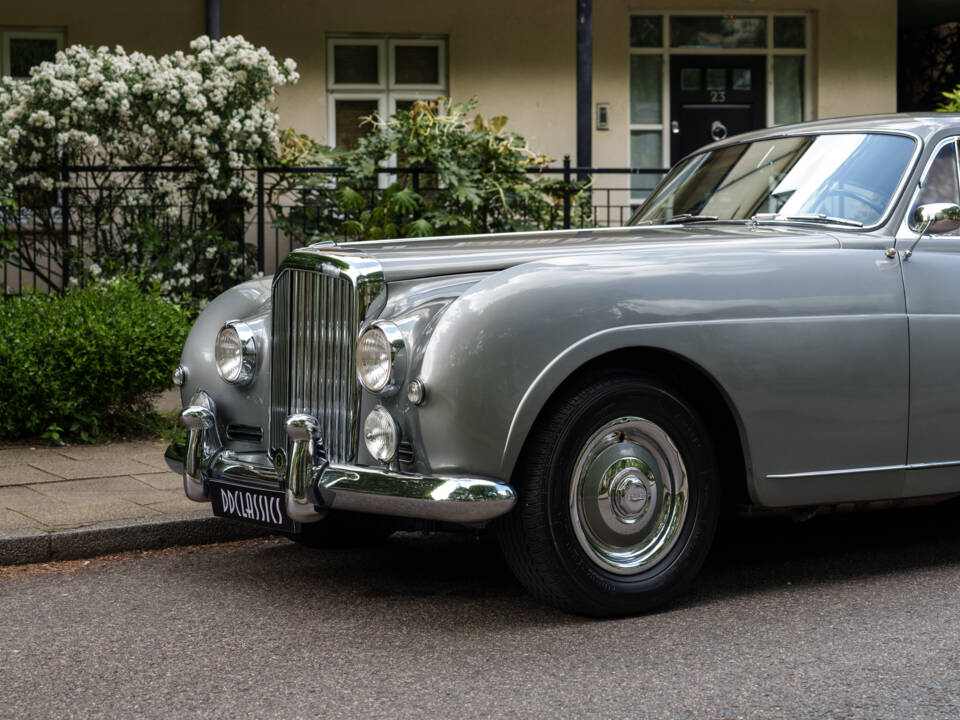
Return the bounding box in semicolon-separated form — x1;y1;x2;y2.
631;130;662;199
333;44;380;85
706;68;726;90
680;68;701;91
9;37;58;77
630;55;661;124
774;16;805;48
732;69;752;91
630;16;662;47
774;56;804;125
335;100;378;149
670;16;766;49
912;142;960;232
394;45;439;85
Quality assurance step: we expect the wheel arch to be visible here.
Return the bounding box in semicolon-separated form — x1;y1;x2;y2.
502;345;753;508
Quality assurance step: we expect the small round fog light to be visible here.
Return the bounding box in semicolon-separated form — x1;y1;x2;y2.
363;406;399;462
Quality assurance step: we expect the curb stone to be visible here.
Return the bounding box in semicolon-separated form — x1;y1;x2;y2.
0;511;271;566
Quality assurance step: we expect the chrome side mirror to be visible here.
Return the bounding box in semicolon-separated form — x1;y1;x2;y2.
912;203;960;235
904;203;960;260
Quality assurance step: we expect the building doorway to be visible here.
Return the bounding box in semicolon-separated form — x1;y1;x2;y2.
669;55;766;164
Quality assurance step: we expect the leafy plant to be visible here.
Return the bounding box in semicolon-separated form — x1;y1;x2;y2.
0;277;190;442
938;86;960;112
0;36;297;296
269;97;592;246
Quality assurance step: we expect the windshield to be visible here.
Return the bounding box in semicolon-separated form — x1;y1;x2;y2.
630;132;917;227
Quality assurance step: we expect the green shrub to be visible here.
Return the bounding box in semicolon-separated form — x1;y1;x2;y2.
938;86;960;112
0;277;190;442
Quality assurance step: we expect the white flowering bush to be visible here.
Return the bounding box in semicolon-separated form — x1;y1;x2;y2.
0;35;297;298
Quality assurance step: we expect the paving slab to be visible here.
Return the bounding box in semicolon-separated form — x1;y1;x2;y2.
0;509;42;530
0;485;56;515
27;476;176;506
27;456;157;480
0;464;62;487
16;500;161;529
0;439;275;565
133;471;182;491
0;448;48;468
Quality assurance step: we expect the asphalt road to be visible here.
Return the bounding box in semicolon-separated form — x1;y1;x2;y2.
3;502;960;720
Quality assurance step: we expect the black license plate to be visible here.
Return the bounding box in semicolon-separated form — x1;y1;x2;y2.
209;480;298;533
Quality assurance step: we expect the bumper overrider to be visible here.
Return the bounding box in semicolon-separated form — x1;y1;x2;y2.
165;405;518;526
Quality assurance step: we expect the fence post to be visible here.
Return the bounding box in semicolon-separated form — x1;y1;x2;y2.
60;154;70;292
256;164;265;273
562;154;572;230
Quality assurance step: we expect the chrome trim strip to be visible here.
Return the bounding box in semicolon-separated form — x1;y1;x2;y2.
317;465;517;524
767;459;960;480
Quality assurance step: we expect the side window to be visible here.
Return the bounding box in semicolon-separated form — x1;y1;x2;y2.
910;140;960;233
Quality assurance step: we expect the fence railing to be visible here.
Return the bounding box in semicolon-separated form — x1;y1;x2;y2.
2;157;667;296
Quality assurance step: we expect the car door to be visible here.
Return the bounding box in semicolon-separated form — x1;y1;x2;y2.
897;136;960;496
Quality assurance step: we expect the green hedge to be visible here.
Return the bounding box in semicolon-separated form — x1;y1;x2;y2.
0;278;190;442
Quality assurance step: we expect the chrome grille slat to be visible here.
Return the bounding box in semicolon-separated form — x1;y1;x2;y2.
270;268;359;465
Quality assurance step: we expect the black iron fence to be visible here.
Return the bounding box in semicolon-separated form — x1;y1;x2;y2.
2;157;666;296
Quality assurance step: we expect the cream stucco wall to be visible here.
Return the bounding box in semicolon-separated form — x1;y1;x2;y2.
2;0;897;168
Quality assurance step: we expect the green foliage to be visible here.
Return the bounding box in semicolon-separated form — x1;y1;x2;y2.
938;86;960;112
0;277;190;442
270;97;591;245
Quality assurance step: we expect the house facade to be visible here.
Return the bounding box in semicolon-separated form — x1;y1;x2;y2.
2;0;905;172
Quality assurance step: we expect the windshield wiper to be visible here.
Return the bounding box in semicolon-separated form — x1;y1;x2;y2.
664;213;720;224
774;213;863;228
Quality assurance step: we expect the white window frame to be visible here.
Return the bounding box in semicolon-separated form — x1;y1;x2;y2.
388;38;447;91
1;28;65;78
327;38;387;91
628;11;813;171
327;35;448;152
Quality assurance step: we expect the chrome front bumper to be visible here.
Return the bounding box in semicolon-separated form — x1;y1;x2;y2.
166;406;517;525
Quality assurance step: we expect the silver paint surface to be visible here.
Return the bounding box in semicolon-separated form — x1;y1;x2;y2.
175;114;960;510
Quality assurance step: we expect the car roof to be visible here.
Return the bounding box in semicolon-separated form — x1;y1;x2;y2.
701;113;960;155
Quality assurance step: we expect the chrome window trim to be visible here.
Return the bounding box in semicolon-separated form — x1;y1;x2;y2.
633;129;923;233
896;135;960;239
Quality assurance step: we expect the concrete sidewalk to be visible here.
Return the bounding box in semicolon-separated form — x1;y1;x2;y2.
0;439;267;565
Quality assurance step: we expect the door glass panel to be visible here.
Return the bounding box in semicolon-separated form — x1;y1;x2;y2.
333;44;380;85
394;45;439;85
670;16;766;49
680;68;701;91
630;131;662;199
731;69;752;91
630;16;663;48
910;142;960;232
9;37;59;78
630;55;662;124
774;16;806;48
773;56;804;125
335;100;378;149
706;68;726;90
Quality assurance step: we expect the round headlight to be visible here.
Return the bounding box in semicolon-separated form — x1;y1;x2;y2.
215;321;257;386
356;322;405;394
363;406;399;462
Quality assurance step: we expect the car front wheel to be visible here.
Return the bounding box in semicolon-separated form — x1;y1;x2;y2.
496;371;719;616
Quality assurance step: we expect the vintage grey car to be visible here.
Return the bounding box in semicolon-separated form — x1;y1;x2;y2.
166;113;960;616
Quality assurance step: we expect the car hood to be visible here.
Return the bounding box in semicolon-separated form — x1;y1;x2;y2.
334;224;841;282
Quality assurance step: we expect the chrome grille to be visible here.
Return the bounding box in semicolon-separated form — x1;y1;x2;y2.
270;268;359;464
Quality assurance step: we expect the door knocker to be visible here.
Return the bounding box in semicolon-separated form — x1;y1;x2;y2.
711;120;728;142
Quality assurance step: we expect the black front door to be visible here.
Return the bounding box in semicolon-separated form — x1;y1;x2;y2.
670;55;767;164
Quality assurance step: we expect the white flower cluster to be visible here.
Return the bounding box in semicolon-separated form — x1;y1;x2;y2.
0;35;299;202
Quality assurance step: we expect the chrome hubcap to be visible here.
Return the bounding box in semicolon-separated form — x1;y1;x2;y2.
569;417;688;574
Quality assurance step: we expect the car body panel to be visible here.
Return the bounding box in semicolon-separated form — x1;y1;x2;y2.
174;113;960;519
